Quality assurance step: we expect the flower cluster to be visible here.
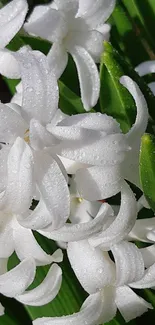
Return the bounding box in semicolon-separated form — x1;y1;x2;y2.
0;0;155;324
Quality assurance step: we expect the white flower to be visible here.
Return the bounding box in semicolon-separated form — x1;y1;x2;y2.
0;138;62;266
47;76;148;201
33;240;155;325
135;61;155;95
0;0;28;78
0;253;62;309
0;47;70;232
24;0;116;111
37;180;137;251
0;48;70;263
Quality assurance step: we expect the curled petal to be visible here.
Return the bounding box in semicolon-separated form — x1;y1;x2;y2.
77;0;116;28
75;165;122;201
115;286;152;322
140;245;155;268
0;0;28;49
89;181;137;250
17;264;62;306
149;82;155;95
15;47;58;124
67;240;115;294
128;218;155;243
18;198;54;230
54;132;128;166
130;263;155;289
39;203;113;242
120;76;148;141
33;291;108;325
35;152;70;230
0;258;36;297
135;61;155;76
57;112;121;134
112;241;144;286
24;8;68;43
13;221;63;266
70;46;100;111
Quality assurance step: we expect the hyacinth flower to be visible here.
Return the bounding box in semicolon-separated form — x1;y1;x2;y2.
47;76;148;201
33;240;155;325
0;0;28;78
135;61;155;95
0;252;62;312
0;48;71;264
24;0;116;111
33;180;137;253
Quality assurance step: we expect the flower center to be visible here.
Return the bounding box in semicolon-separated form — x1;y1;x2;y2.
24;129;30;143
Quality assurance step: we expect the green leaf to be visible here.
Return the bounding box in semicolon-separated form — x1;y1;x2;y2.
109;1;150;66
58;80;85;115
121;0;155;58
100;41;136;133
100;42;155;126
140;133;155;212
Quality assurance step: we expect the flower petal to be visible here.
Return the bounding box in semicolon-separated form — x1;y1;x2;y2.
0;303;4;316
54;132;128;166
0;49;20;78
24;8;68;43
55;0;78;13
120;76;148;141
0;102;27;143
67;240;115;294
13;221;62;266
140;245;155;268
77;0;116;28
75;165;122;201
17;264;62;306
0;138;34;214
149;82;155;95
0;259;8;275
115;286;152;322
70;46;100;111
70;196;101;224
57;112;121;133
15;47;58;124
30;119;59;151
112;241;144;286
33;292;105;325
89;182;137;250
67;30;104;63
47;43;68;79
128;218;155;243
35;152;70;230
39;203;113;242
0;258;36;297
0;0;28;49
0;145;10;193
18;198;54;230
0;213;14;258
130;262;155;289
135;61;155;76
